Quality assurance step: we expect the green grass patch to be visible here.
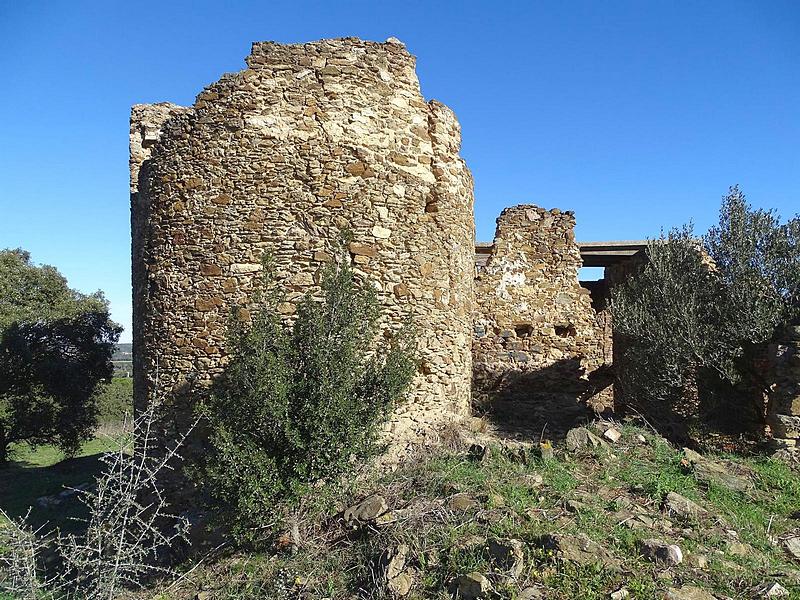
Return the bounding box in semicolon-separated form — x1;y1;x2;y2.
605;434;700;501
0;435;119;529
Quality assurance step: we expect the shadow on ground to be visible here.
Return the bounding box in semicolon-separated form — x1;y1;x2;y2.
474;356;769;454
0;453;104;530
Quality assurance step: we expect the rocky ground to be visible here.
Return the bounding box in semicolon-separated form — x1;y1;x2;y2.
150;420;800;599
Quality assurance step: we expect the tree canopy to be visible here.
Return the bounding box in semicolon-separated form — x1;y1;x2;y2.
0;249;121;464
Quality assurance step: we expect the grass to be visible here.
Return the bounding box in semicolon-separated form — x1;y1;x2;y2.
0;434;121;530
155;423;800;599
0;377;132;528
5;421;800;599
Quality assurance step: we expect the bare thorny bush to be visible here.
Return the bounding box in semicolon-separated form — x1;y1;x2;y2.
0;402;196;599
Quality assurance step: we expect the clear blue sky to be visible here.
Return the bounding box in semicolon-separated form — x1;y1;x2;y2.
0;1;798;343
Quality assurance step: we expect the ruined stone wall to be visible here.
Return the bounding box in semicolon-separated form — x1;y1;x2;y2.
130;102;191;402
472;205;609;434
599;257;647;412
131;38;475;450
767;323;800;450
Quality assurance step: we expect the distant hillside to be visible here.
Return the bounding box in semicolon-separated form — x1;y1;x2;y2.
112;343;132;377
113;343;132;360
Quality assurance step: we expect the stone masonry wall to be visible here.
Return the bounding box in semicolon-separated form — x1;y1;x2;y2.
472;205;610;434
131;38;475;452
130;102;191;402
767;323;800;450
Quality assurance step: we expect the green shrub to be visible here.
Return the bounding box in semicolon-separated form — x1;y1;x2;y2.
198;255;416;542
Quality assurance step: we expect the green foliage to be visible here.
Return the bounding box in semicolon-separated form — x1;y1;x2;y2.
0;249;108;331
705;186;800;356
94;377;133;425
611;186;800;415
0;249;121;465
199;256;416;542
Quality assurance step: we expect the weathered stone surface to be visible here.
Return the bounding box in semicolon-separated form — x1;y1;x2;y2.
662;492;708;521
682;449;754;493
565;427;605;452
347;242;378;258
488;538;524;577
132;38;476;460
539;533;621;570
726;540;750;556
385;544;408;579
767;330;800;447
384;544;412;596
344;495;388;523
664;586;717;600
452;572;491;599
448;493;478;512
387;571;413;596
638;538;683;566
472;205;614;425
752;582;789;598
784;536;800;560
686;553;709;570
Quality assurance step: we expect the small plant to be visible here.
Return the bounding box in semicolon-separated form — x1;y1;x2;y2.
0;403;193;599
199;252;416;543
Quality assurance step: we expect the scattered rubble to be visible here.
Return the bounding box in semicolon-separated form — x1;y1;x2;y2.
603;427;622;443
664;586;717;600
686;553;709;569
638;538;683;566
726;540;751;557
540;533;621;570
518;587;546;600
448;493;478;512
451;572;491;599
783;536;800;560
682;448;753;493
565;427;605;452
662;491;709;521
753;582;790;598
488;538;524;578
344;495;388;524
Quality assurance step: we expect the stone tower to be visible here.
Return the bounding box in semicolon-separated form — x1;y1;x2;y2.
130;38;475;449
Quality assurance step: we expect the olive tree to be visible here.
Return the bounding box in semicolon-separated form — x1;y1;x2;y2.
611;187;800;422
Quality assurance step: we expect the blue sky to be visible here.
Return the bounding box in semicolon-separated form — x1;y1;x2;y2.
0;1;797;343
